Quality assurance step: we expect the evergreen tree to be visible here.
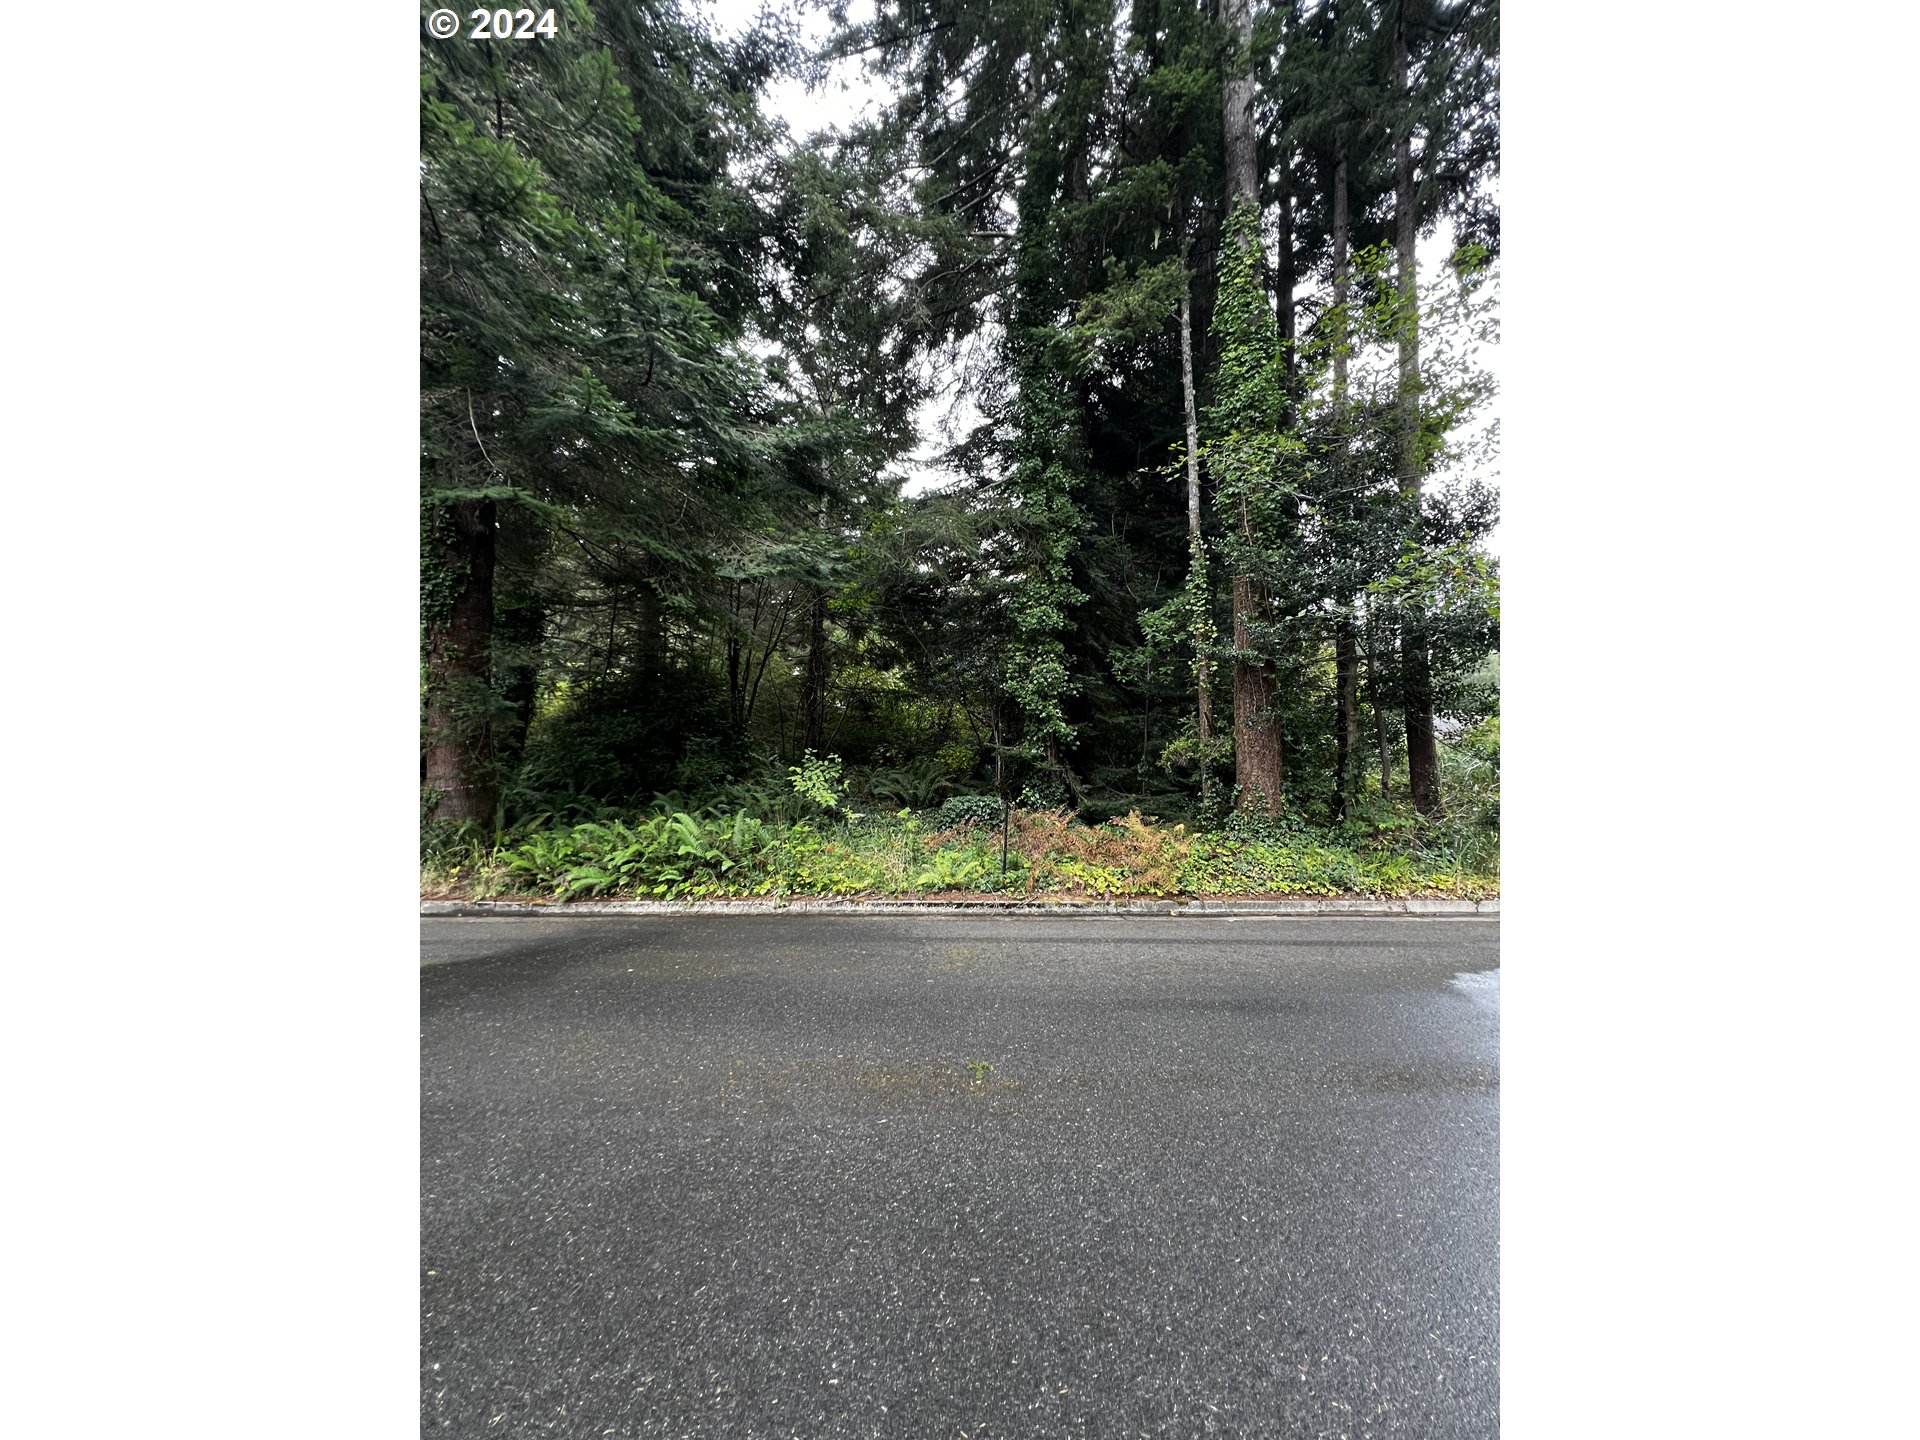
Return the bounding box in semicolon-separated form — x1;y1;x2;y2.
418;0;1499;831
420;2;781;818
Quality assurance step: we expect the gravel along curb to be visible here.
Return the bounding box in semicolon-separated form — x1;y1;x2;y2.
420;897;1497;918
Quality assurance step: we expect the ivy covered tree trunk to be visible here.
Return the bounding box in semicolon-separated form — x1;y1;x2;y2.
1002;426;1082;767
1330;145;1360;817
422;498;499;824
1179;281;1213;799
1395;7;1443;817
999;35;1095;778
1220;0;1285;817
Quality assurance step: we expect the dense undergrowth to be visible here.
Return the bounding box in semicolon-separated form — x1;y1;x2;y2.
421;749;1497;903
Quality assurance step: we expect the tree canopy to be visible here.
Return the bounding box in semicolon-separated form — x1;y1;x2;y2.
420;0;1499;863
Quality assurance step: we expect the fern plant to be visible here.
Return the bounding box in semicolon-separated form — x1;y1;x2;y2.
864;758;958;811
912;847;989;891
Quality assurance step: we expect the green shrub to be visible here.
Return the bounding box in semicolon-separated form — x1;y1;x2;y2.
787;752;846;814
937;793;1003;829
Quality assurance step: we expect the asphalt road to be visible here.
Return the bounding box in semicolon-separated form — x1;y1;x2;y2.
422;916;1499;1439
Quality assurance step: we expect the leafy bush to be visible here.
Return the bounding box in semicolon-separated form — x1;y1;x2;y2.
937;793;1004;829
787;752;845;814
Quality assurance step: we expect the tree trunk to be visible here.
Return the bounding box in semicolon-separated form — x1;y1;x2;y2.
1393;19;1420;465
1330;145;1357;817
1365;601;1393;801
1221;0;1283;816
493;599;544;777
1221;0;1259;213
1232;572;1284;814
1394;10;1442;817
744;600;788;739
1331;145;1351;405
725;622;745;744
631;572;661;667
1333;617;1360;818
1179;279;1211;800
422;498;499;824
1276;144;1296;363
800;495;831;754
801;588;828;754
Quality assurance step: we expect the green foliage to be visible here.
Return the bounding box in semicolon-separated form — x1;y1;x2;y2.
1157;726;1235;778
424;789;1494;903
787;751;845;813
416;0;1500;859
1072;258;1188;361
512;666;730;814
861;758;958;811
500;810;773;901
937;794;1005;829
912;847;990;892
763;822;897;897
1000;391;1088;758
1209;204;1293;457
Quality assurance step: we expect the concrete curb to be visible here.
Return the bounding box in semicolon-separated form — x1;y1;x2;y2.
421;897;1497;919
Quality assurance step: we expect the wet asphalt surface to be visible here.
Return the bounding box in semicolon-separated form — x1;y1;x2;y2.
422;916;1498;1439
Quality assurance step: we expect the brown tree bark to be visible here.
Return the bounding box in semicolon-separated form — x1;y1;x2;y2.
422;498;499;824
1365;602;1393;801
1394;9;1442;816
1232;571;1284;813
1402;631;1442;813
1221;0;1284;817
1333;617;1360;817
